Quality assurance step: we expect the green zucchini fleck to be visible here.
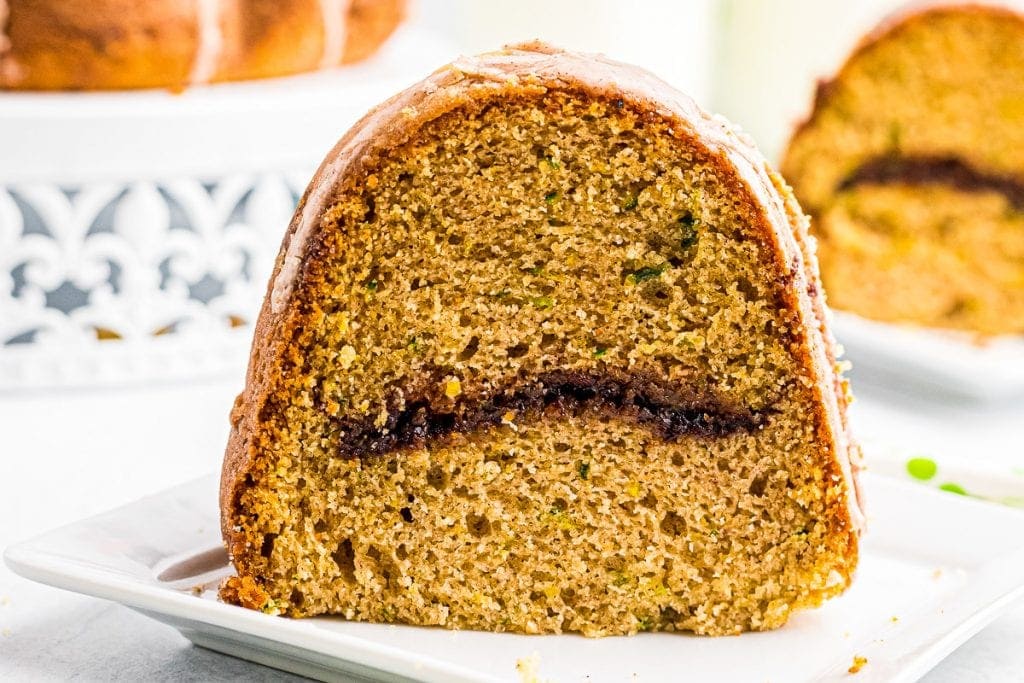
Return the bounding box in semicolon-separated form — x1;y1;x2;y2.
530;295;554;309
678;214;699;249
578;462;591;480
625;263;670;285
888;121;903;150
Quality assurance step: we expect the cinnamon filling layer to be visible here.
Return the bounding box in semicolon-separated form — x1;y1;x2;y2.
839;155;1024;209
333;370;770;458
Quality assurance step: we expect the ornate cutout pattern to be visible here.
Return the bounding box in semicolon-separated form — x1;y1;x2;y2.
0;171;308;388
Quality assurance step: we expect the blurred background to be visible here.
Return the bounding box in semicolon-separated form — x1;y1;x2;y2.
1;1;1023;680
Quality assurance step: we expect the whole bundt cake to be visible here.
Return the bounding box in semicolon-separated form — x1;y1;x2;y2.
0;0;405;90
782;4;1024;335
219;42;863;637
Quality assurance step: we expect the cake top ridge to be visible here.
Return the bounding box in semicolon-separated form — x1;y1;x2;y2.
794;2;1024;160
276;41;792;313
858;2;1024;54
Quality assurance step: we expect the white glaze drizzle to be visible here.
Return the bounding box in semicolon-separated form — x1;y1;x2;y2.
318;0;351;70
0;0;19;84
189;0;224;85
0;0;11;54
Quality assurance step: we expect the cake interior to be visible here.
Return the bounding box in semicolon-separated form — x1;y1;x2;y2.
230;93;855;635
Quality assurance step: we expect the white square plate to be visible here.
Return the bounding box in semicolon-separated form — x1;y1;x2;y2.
832;312;1024;400
6;473;1024;683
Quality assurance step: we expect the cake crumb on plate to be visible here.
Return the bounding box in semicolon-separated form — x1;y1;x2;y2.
516;653;547;683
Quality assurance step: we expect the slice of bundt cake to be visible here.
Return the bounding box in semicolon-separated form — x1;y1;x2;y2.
782;4;1024;335
220;42;863;637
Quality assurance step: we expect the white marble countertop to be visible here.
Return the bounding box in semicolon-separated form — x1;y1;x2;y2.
1;373;1022;682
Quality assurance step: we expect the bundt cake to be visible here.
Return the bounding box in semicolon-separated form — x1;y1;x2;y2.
782;4;1024;335
219;42;863;637
0;0;405;91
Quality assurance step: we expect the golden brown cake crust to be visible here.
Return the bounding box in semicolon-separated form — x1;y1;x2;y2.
220;41;865;578
0;0;406;90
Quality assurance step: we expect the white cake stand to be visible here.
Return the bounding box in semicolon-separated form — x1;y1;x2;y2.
0;28;453;390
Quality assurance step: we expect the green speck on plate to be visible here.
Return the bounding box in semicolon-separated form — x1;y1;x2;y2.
906;457;937;481
938;482;968;496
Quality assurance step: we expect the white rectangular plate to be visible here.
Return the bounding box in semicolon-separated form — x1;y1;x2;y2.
832;312;1024;399
6;473;1024;683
